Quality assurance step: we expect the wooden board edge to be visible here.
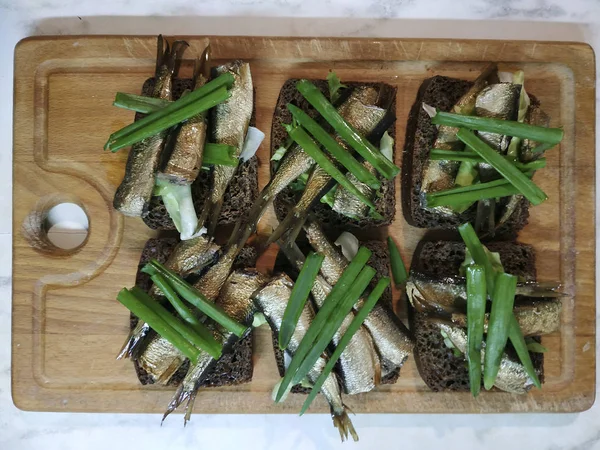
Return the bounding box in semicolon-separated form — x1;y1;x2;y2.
10;35;597;414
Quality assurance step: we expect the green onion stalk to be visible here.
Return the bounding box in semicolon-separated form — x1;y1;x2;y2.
506;71;530;160
456;129;547;205
295;79;400;180
300;277;390;414
279;252;325;350
142;260;248;338
275;247;372;402
105;73;234;152
458;223;541;388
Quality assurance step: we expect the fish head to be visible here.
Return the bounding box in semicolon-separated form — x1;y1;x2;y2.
406;273;467;312
216;269;270;325
304;221;348;285
252;273;295;329
475;83;521;120
436;322;468;355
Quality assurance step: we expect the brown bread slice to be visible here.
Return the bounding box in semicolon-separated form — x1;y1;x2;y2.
131;237;258;387
135;77;259;230
271;79;396;231
401;75;530;239
409;240;544;392
270;240;402;394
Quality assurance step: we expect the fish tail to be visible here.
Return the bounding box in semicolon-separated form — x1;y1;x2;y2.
205;196;225;237
155;35;188;77
116;322;150;360
155;35;166;75
168;40;189;76
331;404;359;442
183;389;198;426
227;188;275;247
475;199;496;237
264;203;308;248
193;45;211;86
161;384;190;424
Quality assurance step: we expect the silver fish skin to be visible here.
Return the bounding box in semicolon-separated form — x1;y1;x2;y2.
520;103;551;162
304;221;413;375
165;235;220;276
149;235;219;297
113;37;188;217
331;161;377;219
438;323;537;394
193;244;240;301
117;235;219;360
200;61;253;236
278;243;380;395
269;86;389;243
407;274;563;336
136;332;186;384
163;269;269;424
421;63;497;197
253;274;358;442
160;49;211;185
475;83;521;154
406;273;564;305
451;297;562;337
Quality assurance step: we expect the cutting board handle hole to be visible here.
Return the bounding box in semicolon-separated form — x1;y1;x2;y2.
22;195;90;255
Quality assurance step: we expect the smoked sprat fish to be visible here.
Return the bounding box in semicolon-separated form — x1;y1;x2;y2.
159;47;211;185
199;61;253;236
163;269;269;424
420;63;497;200
278;242;381;395
113;36;188;217
406;273;563;337
117;235;219;361
231;84;391;249
304;221;413;376
267;86;393;245
438;322;538;394
253;274;359;442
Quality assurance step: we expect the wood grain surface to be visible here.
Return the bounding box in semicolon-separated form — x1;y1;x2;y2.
12;36;596;414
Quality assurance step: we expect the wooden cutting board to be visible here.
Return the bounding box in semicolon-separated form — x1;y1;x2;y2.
12;36;596;414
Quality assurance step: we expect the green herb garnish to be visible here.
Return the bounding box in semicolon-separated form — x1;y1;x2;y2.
279;252;325;350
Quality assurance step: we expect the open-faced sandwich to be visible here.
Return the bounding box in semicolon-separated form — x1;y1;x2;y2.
109;35;262;240
407;223;563;396
259;220;412;440
225;73;399;251
403;63;563;237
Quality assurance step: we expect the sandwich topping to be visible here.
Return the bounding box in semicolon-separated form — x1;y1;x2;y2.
420;64;563;236
103;38;565;441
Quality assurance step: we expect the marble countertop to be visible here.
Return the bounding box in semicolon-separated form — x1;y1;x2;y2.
1;1;599;449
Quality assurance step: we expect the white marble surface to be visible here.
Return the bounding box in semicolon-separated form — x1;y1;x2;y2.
1;1;600;449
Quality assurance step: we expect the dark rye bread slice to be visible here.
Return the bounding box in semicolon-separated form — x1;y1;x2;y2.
132;237;258;387
272;79;396;231
409;240;543;392
271;240;400;394
401;75;530;239
137;77;259;230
